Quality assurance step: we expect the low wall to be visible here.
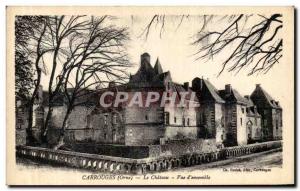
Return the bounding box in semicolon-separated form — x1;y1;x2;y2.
63;139;217;159
16;129;26;146
164;126;198;140
65;143;150;159
16;140;282;174
150;139;217;157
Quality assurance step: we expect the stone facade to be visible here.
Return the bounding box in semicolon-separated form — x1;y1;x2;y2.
191;78;226;147
244;95;262;143
219;85;250;146
250;84;282;140
88;53;200;146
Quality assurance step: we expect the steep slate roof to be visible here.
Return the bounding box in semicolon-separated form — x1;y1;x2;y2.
128;54;166;88
219;88;248;105
250;85;282;109
246;107;261;117
152;71;171;83
232;89;249;104
127;53;198;102
202;80;225;103
42;89;98;107
154;58;163;75
244;96;254;107
171;82;199;102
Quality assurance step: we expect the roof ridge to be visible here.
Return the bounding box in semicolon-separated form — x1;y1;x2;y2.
203;79;225;103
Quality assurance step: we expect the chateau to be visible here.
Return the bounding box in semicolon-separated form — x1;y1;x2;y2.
16;53;283;156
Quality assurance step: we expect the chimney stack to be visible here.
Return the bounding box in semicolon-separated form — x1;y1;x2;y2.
183;82;189;90
108;81;116;88
141;52;150;64
225;84;232;94
192;77;204;91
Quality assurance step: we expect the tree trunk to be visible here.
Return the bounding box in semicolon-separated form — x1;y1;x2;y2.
26;71;41;145
41;105;53;143
26;102;35;145
53;107;72;150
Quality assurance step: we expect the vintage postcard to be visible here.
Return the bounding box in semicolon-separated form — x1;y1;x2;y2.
6;6;295;185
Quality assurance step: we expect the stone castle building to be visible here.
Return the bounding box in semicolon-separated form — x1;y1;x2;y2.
16;53;283;149
250;84;283;140
88;53;199;146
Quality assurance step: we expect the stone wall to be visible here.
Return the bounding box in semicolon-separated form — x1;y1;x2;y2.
153;139;217;157
236;104;248;145
64;139;217;159
16;140;282;174
125;125;165;146
215;103;225;146
124;105;164;145
246;116;262;142
46;106;93;130
90;109;125;144
224;104;237;146
198;102;215;138
165;126;198;140
164;102;198;141
272;109;283;140
125;104;164;124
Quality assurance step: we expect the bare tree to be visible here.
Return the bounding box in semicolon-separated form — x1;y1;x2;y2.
138;14;282;76
41;15;92;142
193;14;282;75
49;16;130;149
15;16;52;144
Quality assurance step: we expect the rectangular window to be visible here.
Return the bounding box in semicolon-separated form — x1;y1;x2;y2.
113;114;117;124
17;118;23;124
174;117;177;123
276;120;279;129
145;115;148;120
187;118;190;126
112;129;117;142
241;108;245;114
183;118;185;127
264;119;267;126
240;118;242;125
104;114;108;125
164;112;169;125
